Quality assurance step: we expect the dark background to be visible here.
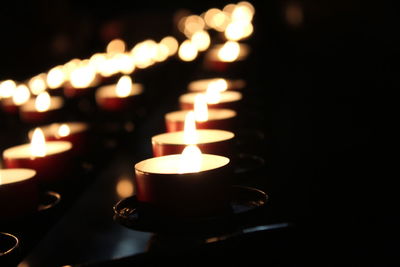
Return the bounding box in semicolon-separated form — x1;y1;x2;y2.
1;0;397;265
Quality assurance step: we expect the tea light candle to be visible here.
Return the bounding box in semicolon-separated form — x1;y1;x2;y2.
1;84;31;115
20;92;63;124
95;76;143;112
152;129;234;157
204;42;250;72
135;145;231;217
188;78;246;92
0;168;39;218
180;91;242;110
28;122;89;155
2;128;73;184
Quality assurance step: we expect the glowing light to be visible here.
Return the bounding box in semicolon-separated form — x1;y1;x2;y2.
194;94;208;122
154;44;169;62
106;39;126;54
182;15;205;37
30;128;46;157
183;111;198;145
204;9;229;32
225;21;253;41
204;79;228;104
0;80;16;98
116;177;134;198
35;92;51;112
115;53;136;74
12;84;31;106
217;41;240;62
63;58;81;78
57;124;70;137
47;66;65;89
178;40;198;62
131;40;159;68
191;30;211;51
115;75;132;97
160;36;179;56
28;74;47;95
178;145;202;174
231;5;254;22
70;64;96;88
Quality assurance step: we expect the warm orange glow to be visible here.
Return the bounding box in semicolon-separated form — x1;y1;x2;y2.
35;92;51;112
115;75;132;97
154;44;169;62
225;21;253;41
116;176;135;198
194;94;208;122
116;53;136;74
47;66;66;89
178;40;198;62
28;74;47;95
70;64;96;88
217;41;240;62
232;5;254;22
57;124;70;137
182;15;205;37
130;40;158;68
0;80;16;98
106;39;126;54
12;85;31;106
160;36;179;56
178;145;202;174
183;111;198;145
30;128;46;157
63;58;81;78
204;9;229;32
204;79;227;104
191;30;211;51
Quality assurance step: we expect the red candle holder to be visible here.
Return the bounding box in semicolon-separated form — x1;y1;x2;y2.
165;109;237;132
0;168;39;219
2;142;73;185
96;83;143;112
134;154;231;217
19;97;64;124
0;98;19;115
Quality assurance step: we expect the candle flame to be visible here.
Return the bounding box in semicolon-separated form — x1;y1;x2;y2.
178;145;202;174
191;30;211;51
0;80;16;98
178;40;198;62
30;128;47;157
183;111;198;145
115;75;132;97
194;94;208;122
217;41;240;62
106;39;126;55
58;124;70;137
47;66;66;89
160;36;178;56
35;92;51;112
29;74;47;95
70;64;96;88
12;85;31;106
205;79;227;104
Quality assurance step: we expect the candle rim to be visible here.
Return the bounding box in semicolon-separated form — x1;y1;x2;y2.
152;129;235;145
165;108;237;122
135;153;230;175
20;96;64;112
179;91;242;104
188;78;246;91
206;43;250;62
28;122;89;139
3;141;72;159
0;168;36;185
96;83;143;98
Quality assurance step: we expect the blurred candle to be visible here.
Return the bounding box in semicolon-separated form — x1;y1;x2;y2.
134;145;231;217
3;128;73;184
179;91;242;110
188;78;246;92
20;92;63;124
96;75;144;112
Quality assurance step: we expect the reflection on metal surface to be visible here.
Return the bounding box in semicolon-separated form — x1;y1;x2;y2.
116;176;135;198
285;3;303;27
